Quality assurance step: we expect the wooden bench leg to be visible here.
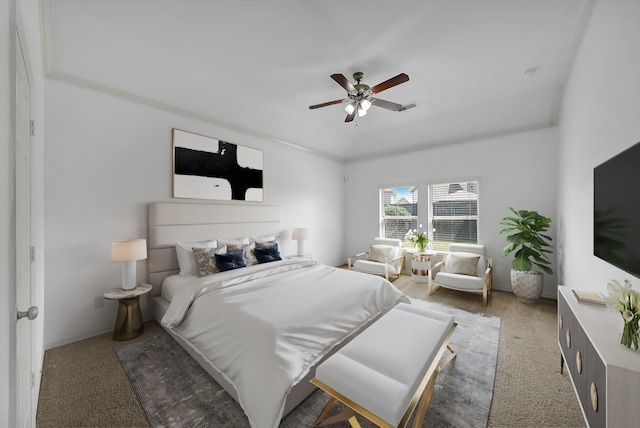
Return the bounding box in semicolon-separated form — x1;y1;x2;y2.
439;345;457;369
411;369;439;428
314;397;362;428
411;345;457;428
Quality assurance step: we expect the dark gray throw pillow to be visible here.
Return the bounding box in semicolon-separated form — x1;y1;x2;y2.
214;249;247;272
254;244;282;263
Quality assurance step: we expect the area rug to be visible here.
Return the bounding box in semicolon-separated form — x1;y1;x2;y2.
116;300;500;427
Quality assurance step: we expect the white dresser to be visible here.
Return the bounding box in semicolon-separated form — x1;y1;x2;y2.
558;286;640;427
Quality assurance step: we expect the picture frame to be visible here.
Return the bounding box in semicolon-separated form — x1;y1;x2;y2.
172;128;264;202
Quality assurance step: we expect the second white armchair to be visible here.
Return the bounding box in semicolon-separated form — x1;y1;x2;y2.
430;243;492;305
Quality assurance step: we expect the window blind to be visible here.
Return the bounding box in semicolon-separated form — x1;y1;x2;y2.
429;181;479;250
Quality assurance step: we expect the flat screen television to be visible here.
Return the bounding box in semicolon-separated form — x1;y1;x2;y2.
594;141;640;278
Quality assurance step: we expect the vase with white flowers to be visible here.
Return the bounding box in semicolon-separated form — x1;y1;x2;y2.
405;226;429;253
604;279;639;350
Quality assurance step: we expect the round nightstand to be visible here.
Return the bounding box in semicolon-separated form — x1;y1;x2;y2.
104;284;152;341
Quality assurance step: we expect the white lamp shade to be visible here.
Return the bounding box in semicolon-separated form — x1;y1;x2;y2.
291;228;309;241
111;239;147;262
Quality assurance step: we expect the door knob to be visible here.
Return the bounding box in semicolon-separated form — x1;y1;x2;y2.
17;306;38;321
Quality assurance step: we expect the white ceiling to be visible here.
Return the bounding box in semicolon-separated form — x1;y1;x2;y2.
45;0;591;162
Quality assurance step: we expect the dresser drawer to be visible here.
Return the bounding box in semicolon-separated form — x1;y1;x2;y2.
558;293;572;371
583;337;606;427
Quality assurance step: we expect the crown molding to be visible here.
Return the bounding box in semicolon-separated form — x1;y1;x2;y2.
345;122;555;164
46;71;343;162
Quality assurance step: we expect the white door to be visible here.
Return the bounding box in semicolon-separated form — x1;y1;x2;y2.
15;27;36;428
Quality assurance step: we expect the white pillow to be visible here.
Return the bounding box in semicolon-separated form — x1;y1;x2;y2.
176;240;217;276
367;244;400;263
446;253;480;276
251;235;277;243
217;237;251;247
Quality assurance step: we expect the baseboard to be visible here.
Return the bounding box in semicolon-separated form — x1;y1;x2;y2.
44;327;114;350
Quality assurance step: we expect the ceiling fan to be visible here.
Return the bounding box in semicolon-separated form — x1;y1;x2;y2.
309;71;410;122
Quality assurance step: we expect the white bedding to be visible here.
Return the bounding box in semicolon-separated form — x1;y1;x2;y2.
160;274;195;302
161;258;407;428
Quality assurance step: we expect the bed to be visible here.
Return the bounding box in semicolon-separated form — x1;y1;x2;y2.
147;202;407;428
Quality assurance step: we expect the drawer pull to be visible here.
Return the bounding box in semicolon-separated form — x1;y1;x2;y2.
575;351;582;374
591;382;598;411
566;329;571;348
559;313;563;330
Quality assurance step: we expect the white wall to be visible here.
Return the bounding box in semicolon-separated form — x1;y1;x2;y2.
345;127;559;296
558;0;640;291
44;79;346;348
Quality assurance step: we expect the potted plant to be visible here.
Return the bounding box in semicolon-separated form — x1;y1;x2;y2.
499;207;553;304
405;225;429;253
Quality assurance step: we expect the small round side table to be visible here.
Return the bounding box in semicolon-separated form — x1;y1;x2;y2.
411;252;437;286
104;284;152;341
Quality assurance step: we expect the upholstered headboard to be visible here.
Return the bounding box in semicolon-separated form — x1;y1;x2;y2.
148;202;283;296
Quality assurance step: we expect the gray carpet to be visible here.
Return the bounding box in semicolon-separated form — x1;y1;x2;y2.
116;301;500;427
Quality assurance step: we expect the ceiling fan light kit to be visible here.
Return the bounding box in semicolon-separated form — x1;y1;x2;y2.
310;71;410;123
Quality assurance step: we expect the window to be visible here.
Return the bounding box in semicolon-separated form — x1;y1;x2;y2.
380;186;417;240
428;181;479;251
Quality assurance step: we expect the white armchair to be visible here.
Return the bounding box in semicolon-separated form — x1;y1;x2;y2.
429;243;493;305
348;238;405;281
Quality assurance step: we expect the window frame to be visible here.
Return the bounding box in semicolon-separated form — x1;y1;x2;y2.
379;185;419;242
427;180;480;251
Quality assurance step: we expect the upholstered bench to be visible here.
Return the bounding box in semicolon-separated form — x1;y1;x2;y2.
311;302;456;428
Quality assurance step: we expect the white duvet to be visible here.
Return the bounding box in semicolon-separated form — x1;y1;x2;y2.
161;258;407;428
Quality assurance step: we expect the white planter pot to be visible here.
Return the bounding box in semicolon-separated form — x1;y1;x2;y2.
511;269;543;304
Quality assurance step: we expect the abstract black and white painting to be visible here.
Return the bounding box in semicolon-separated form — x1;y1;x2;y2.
172;129;264;202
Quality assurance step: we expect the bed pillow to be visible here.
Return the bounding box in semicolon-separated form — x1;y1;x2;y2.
192;245;228;277
214;249;247;272
217;237;251;247
176;240;217;276
251;235;277;244
367;244;400;263
228;242;258;266
446;253;480;276
255;239;278;248
254;244;282;263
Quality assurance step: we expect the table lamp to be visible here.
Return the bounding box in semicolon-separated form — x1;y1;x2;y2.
291;228;309;257
111;239;147;290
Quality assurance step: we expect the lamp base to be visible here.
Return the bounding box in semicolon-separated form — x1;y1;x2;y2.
122;261;137;290
297;241;305;257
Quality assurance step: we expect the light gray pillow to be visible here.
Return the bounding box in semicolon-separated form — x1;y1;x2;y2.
367;244;400;263
446;253;480;276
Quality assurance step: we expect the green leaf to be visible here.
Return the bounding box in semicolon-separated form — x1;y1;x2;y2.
502;242;517;256
533;263;553;275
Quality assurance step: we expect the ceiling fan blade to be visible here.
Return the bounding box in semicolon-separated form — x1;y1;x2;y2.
345;110;356;122
371;98;403;111
331;74;356;93
309;99;346;110
371;73;409;94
